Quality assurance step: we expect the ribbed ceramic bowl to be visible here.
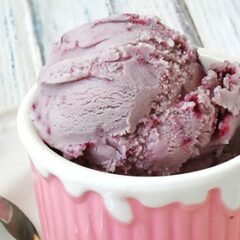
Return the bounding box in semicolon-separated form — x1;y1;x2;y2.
17;48;240;240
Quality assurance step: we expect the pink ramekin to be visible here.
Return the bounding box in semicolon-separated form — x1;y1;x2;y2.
17;48;240;240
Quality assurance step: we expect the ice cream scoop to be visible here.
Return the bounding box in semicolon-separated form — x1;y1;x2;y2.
31;14;240;176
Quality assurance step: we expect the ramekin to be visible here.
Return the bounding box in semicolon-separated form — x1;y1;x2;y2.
17;48;240;240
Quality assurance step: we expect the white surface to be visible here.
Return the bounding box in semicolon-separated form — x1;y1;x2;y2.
0;0;42;111
17;48;240;223
185;0;240;58
0;109;40;236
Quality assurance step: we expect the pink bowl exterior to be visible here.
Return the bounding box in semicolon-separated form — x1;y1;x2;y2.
31;163;240;240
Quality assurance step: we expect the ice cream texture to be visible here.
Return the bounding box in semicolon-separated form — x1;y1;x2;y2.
31;14;240;176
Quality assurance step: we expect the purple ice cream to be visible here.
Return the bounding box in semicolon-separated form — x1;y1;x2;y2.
31;14;240;176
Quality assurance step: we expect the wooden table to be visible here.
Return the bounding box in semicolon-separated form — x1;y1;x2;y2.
1;0;240;112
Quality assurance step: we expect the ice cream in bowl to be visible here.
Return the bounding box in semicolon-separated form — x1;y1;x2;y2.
17;14;240;240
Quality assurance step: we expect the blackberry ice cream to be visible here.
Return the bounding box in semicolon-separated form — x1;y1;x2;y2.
31;14;240;176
